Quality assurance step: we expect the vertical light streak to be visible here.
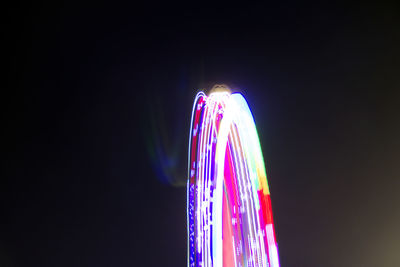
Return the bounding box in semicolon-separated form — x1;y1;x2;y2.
188;90;280;267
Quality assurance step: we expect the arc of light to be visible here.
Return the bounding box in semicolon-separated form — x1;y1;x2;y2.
188;91;280;267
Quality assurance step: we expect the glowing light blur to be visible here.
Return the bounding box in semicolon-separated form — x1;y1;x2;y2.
188;89;280;267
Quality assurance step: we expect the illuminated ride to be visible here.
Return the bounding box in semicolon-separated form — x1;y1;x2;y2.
187;88;280;267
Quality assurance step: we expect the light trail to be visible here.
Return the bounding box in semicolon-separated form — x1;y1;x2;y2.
188;88;280;267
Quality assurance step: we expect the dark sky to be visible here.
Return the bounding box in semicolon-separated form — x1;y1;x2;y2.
3;2;400;267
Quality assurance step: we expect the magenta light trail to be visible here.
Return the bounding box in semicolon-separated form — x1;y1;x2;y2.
187;88;280;267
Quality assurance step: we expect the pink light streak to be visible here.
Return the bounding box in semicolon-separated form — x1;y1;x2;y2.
188;88;280;267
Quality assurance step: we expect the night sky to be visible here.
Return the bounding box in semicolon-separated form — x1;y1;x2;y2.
4;2;400;266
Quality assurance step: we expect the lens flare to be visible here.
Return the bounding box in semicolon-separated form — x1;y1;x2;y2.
187;90;280;267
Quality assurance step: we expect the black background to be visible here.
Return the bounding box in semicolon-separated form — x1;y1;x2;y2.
4;2;400;266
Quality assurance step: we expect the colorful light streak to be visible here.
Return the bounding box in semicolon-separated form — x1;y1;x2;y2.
188;89;280;267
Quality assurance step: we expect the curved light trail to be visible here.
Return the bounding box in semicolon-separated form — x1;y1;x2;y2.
188;89;280;267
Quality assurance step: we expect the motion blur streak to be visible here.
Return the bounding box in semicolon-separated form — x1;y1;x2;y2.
188;87;280;267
